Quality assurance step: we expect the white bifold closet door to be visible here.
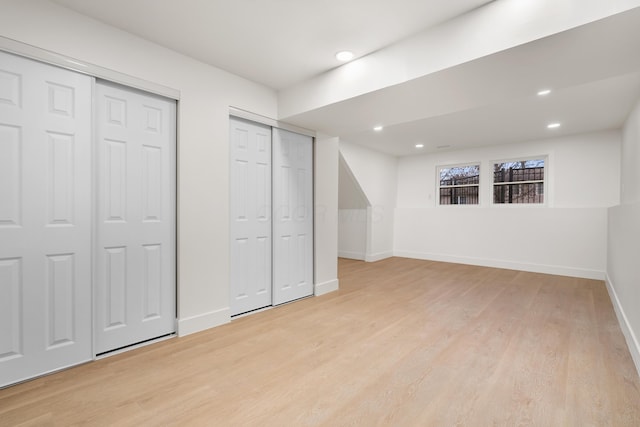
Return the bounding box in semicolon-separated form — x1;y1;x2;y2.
0;52;92;387
94;81;176;354
229;117;272;316
272;128;313;305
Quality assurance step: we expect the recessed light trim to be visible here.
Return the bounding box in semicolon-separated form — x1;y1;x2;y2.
547;122;561;129
415;144;424;148
373;125;383;132
335;51;354;62
537;89;552;96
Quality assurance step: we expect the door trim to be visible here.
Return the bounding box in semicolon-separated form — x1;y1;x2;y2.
0;36;180;100
229;107;315;138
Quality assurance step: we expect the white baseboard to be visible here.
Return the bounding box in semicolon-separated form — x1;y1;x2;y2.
393;251;605;280
177;307;230;337
605;274;640;378
315;278;339;296
338;251;366;260
365;251;393;263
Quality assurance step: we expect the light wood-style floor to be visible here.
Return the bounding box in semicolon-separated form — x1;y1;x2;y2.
2;257;640;426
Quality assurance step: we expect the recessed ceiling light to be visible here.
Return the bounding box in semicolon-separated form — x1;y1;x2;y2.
415;144;424;148
373;125;383;131
537;89;552;96
437;145;451;149
335;51;354;62
547;122;561;129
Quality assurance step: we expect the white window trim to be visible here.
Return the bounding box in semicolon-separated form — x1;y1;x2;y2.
436;162;481;207
490;155;549;207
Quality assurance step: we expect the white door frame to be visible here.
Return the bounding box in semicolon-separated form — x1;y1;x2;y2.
0;36;180;101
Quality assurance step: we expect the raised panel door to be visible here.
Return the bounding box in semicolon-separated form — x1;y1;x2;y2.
229;117;272;316
95;81;176;354
0;51;92;387
272;128;313;305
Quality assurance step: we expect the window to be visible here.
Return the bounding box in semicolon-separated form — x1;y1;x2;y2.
438;164;479;205
493;158;545;204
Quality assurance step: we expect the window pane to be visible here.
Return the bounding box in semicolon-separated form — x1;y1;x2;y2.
440;185;479;205
493;183;544;204
493;159;544;183
440;165;479;186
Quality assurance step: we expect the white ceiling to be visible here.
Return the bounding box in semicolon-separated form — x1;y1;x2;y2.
51;0;640;157
51;0;493;90
284;7;640;155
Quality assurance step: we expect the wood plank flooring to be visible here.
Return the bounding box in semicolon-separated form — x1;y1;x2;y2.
1;257;639;426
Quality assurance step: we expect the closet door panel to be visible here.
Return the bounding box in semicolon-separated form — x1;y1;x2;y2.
0;51;92;388
272;128;313;305
229;117;272;316
95;81;176;354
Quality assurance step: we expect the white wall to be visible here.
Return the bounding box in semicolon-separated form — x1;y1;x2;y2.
338;209;367;260
314;135;340;295
0;0;339;335
340;141;397;261
607;99;640;374
620;100;640;205
395;131;621;279
338;154;369;209
338;154;368;260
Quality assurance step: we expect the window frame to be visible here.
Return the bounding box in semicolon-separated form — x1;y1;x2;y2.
436;162;481;207
491;156;548;206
